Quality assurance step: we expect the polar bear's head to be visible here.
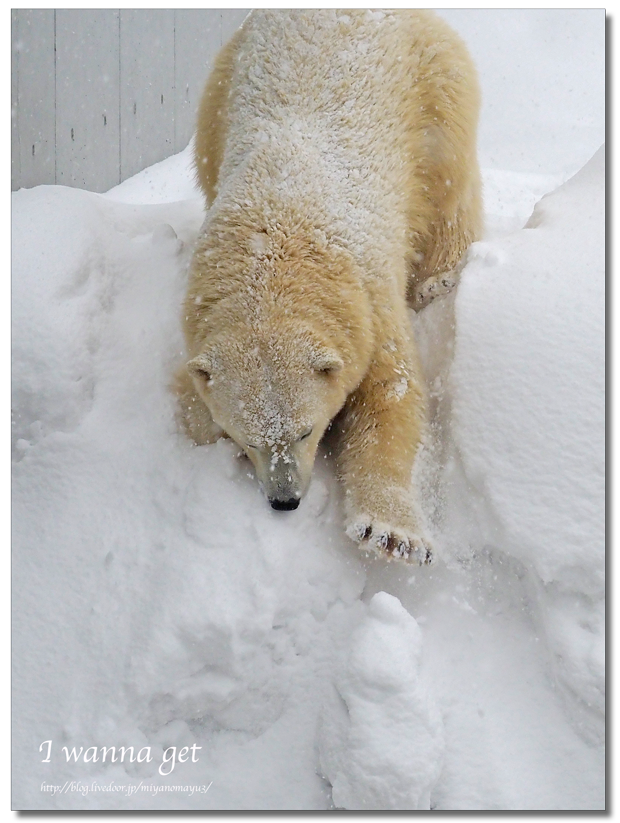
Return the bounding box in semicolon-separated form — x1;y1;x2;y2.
184;222;375;510
187;317;355;510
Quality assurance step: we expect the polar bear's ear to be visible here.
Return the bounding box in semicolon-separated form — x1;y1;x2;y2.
310;348;344;375
187;353;215;384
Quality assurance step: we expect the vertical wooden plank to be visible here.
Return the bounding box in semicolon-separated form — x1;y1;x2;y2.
120;9;175;181
173;9;222;154
220;9;250;47
12;10;56;190
11;11;20;189
55;9;120;192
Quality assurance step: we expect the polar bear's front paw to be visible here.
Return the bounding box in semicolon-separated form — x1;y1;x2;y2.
346;518;433;565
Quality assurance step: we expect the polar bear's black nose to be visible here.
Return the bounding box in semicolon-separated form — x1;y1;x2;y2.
269;497;300;511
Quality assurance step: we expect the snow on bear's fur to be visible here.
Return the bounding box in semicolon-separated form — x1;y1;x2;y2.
176;9;482;562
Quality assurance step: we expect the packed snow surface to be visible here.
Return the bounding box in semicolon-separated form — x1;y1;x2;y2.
12;10;604;811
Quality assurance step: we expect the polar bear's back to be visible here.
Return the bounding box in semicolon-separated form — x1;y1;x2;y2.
232;10;473;115
226;10;477;155
195;9;481;287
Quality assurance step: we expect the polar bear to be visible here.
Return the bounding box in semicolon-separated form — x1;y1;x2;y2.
176;9;482;562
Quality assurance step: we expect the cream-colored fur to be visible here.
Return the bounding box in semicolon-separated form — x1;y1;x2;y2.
177;9;482;562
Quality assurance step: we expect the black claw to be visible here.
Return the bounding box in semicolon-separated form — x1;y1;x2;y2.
376;533;389;550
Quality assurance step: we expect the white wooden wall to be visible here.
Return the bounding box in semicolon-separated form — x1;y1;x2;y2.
11;9;249;192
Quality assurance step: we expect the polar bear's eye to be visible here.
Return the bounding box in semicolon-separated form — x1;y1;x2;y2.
297;428;313;442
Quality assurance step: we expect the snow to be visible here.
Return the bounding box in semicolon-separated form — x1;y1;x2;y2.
318;592;444;810
451;148;605;745
12;10;604;812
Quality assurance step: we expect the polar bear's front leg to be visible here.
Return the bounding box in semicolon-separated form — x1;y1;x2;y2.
173;366;224;445
336;345;432;564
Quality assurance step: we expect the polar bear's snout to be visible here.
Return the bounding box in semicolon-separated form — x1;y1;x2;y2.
262;451;304;512
269;497;300;512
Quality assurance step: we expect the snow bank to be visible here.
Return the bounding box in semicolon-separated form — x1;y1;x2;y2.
11;5;606;810
11;183;367;810
102;144;199;205
11;148;604;810
445;146;605;743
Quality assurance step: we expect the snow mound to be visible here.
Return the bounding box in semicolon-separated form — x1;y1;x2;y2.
12;145;604;809
481;168;566;238
318;592;444;810
11;182;368;810
444;145;605;742
102;143;201;205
